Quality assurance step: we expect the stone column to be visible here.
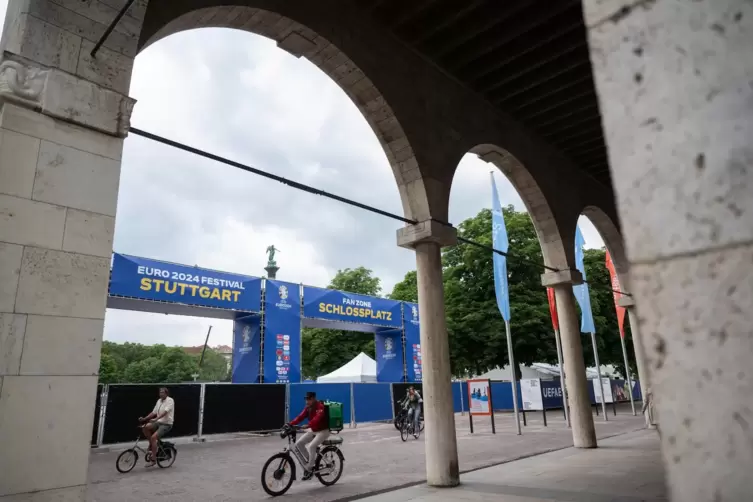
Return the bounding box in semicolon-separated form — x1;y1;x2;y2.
584;0;753;500
398;220;459;487
617;295;651;404
542;269;597;448
0;1;144;500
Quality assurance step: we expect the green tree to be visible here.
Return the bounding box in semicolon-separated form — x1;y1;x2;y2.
388;270;417;302
582;248;637;378
98;341;229;383
442;207;556;379
389;207;633;380
194;348;229;382
301;267;381;378
98;352;121;384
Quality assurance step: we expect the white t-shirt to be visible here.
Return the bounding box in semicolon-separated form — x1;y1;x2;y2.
152;397;175;425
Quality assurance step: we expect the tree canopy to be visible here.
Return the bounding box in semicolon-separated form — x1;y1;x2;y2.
99;341;229;384
301;267;381;379
389;206;638;379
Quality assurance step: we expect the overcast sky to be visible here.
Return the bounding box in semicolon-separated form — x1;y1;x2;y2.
0;4;604;348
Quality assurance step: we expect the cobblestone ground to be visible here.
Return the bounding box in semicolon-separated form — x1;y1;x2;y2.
87;406;645;502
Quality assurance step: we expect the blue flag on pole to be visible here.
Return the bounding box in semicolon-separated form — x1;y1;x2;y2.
573;226;596;333
491;174;511;321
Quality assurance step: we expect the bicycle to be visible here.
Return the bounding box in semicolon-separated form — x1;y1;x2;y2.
399;413;421;442
394;401;424;432
260;424;345;497
115;426;177;473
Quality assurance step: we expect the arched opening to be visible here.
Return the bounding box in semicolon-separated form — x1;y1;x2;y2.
398;144;575;380
575;208;640;388
104;10;422;375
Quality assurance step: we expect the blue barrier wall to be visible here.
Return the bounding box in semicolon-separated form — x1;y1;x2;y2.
490;381;515;410
354;384;393;423
452;382;464;413
288;383;352;424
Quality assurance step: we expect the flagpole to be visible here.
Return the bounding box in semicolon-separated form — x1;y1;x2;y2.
591;332;608;420
620;335;637;415
554;328;570;427
505;319;522;435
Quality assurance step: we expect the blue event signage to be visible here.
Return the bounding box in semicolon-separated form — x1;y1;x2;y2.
263;280;301;384
375;329;404;382
110;253;262;312
232;315;261;383
302;286;402;328
540;380;565;409
404;302;422;382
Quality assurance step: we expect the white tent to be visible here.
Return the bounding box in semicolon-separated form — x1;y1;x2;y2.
316;352;377;383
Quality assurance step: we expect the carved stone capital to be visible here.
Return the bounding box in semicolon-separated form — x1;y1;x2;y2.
397;220;457;249
541;269;583;287
0;54;136;138
0;59;50;105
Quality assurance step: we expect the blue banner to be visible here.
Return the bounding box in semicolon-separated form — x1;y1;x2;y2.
302;286;402;328
573;226;596;333
375;329;404;382
232;315;261;383
264;280;301;384
491;175;511;321
109;253;262;312
404;302;422;382
540;380;565;409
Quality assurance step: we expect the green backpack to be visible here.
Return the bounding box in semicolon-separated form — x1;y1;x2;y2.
323;401;343;432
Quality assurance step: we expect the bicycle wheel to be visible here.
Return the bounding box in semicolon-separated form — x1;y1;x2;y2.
393;411;404;430
157;445;177;468
261;453;295;497
116;449;138;473
400;422;409;442
420;417;425;432
315;446;344;486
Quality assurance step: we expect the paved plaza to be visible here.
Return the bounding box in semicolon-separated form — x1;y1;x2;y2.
87;407;654;501
360;428;665;502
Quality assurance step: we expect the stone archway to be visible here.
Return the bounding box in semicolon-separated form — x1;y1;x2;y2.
0;1;451;497
581;205;629;279
468;144;569;270
139;5;433;222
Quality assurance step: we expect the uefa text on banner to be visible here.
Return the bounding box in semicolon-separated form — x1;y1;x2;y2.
468;379;492;415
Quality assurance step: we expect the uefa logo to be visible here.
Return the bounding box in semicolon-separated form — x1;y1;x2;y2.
242;326;251;346
384;337;394;352
411;305;418;320
279;285;288;300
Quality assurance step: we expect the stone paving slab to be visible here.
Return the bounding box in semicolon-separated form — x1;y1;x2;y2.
357;429;666;502
87;407;646;501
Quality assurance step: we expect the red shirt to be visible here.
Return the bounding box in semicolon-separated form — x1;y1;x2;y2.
290;401;327;432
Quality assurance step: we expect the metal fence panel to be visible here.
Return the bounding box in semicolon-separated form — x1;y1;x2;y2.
103;384;201;444
202;384;286;434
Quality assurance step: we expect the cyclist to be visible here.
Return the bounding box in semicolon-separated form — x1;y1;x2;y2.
403;386;422;433
289;391;329;480
138;387;174;467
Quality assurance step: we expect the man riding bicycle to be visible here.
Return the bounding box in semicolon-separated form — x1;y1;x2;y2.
400;387;422;433
138;387;174;467
289;391;329;480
